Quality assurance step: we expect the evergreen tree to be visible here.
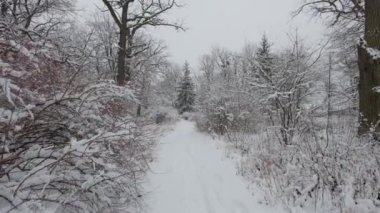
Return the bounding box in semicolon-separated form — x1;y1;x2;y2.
257;34;273;78
175;62;196;114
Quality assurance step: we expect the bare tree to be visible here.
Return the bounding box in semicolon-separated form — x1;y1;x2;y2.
199;54;216;96
101;0;183;85
131;33;168;116
0;0;73;38
295;0;364;25
88;13;119;80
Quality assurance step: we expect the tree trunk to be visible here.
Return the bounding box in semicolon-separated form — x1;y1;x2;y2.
137;104;142;117
117;28;127;85
358;0;380;134
365;0;380;47
125;32;133;82
116;3;130;86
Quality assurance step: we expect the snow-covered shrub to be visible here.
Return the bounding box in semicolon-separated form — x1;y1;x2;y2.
0;24;153;212
196;96;235;135
181;111;199;121
194;112;210;132
195;46;259;135
208;105;234;135
236;117;380;212
148;106;179;124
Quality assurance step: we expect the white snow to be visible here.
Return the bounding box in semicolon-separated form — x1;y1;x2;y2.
367;47;380;60
144;120;283;213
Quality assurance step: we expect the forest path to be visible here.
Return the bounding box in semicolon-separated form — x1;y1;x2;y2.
143;120;282;213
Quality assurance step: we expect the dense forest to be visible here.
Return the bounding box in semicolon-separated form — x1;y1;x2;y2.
0;0;379;212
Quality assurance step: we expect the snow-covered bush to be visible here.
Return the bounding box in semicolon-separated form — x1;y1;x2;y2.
0;21;153;212
194;112;210;132
148;106;179;124
235;117;380;212
0;86;151;212
196;46;262;135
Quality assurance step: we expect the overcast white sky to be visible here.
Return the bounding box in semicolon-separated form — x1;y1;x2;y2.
77;0;326;68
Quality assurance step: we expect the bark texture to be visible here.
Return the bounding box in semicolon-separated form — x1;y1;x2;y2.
116;3;129;85
358;0;380;134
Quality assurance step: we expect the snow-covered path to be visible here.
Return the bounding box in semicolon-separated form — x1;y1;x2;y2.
144;120;282;213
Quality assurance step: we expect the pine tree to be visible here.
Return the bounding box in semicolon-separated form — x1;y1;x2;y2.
175;62;196;114
257;34;273;78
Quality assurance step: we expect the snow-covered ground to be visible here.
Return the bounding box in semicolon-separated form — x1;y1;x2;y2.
144;120;283;213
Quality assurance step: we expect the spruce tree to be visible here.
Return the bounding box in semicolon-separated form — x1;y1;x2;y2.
175;62;196;114
257;34;273;78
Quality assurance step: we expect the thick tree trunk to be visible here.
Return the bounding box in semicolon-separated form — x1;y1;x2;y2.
116;3;130;85
358;47;380;133
358;0;380;134
365;0;380;47
117;28;127;85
